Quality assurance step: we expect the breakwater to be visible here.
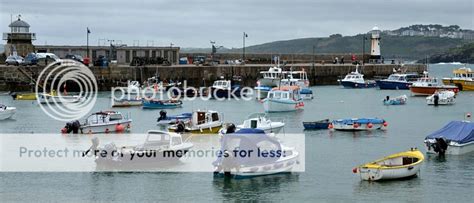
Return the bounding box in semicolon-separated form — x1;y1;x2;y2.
0;63;426;91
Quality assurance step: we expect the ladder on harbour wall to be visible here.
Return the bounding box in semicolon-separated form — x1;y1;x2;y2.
15;67;44;89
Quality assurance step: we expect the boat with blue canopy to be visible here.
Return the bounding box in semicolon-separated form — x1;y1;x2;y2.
424;121;474;155
142;99;183;109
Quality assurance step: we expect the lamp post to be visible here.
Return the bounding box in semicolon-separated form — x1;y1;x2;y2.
86;27;90;58
243;32;248;61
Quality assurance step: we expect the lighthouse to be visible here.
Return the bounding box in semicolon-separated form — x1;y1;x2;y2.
2;15;36;56
369;26;382;63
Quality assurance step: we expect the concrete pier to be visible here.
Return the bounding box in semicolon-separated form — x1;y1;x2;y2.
0;63;426;91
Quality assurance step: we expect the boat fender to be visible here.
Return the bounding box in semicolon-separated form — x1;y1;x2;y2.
367;123;373;129
328;123;333;129
383;121;388;127
105;128;110;134
115;124;125;132
61;128;67;134
352;167;358;173
353;123;359;128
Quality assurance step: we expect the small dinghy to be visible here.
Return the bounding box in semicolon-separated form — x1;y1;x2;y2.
157;110;192;125
0;104;16;120
142;99;183;109
37;93;84;104
236;113;285;134
303;119;331;130
112;97;142;107
213;127;299;178
331;118;387;131
353;148;424;181
90;130;193;167
383;95;407;105
426;90;455;105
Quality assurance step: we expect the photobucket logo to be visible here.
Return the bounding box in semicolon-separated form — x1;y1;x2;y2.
111;80;256;102
36;60;98;121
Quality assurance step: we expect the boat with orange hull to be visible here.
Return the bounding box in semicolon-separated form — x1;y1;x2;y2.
409;77;459;96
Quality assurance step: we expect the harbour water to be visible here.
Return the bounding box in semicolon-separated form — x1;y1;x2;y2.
1;64;473;201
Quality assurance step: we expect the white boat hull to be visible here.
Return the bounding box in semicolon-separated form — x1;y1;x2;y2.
0;107;16;120
38;95;83;104
81;120;132;134
425;140;474;155
358;164;421;181
263;99;303;113
258;78;281;87
216;151;298;178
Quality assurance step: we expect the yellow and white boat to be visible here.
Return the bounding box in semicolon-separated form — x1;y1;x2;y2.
168;110;223;134
442;67;474;91
12;91;58;100
353;148;424;181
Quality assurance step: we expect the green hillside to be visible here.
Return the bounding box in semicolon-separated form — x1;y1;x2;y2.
237;34;468;60
425;42;474;63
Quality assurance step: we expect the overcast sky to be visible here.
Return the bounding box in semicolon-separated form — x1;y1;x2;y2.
1;0;473;48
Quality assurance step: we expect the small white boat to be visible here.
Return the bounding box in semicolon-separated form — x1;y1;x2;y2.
424;120;474;155
236;113;285;133
257;66;284;87
213;128;299;178
112;97;142;107
0;104;16;120
79;111;132;134
353;148;424;181
37;93;84;104
168;110;223;134
426;90;456;105
92;130;194;166
263;86;304;113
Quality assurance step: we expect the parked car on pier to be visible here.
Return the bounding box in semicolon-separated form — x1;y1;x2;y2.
65;54;84;64
36;53;60;66
23;53;39;66
5;55;24;66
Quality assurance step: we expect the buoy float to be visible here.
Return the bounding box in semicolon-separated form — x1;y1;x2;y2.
127;123;131;129
383;121;388;127
61;128;67;134
352;167;358;173
105;128;110;133
328;123;333;129
88;129;92;134
115;124;125;132
367;123;373;129
467;113;472;118
353;123;359;128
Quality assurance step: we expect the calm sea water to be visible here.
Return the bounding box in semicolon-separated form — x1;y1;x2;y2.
1;64;473;201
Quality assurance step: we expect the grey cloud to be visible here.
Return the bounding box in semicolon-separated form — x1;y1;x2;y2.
1;0;472;48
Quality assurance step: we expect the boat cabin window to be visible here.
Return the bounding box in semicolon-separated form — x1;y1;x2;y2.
197;112;206;124
388;75;399;80
211;113;219;121
109;113;123;121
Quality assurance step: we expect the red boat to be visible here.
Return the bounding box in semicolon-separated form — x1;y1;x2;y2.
409;77;459;96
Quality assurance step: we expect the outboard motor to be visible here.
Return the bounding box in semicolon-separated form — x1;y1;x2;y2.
385;96;390;102
226;123;236;134
157;110;167;122
63;120;81;134
434;94;439;106
175;121;186;133
431;137;448;156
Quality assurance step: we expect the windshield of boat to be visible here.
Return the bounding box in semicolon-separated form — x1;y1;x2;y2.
145;132;171;147
345;75;362;80
267;91;290;99
213;81;229;88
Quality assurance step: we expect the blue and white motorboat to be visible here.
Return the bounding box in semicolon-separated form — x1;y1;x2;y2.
376;73;420;90
331;118;387;131
213;128;299;178
424;120;474;155
263;86;304;113
0;104;16;120
211;79;244;98
157;110;192;125
338;66;377;88
383;95;407;105
142;99;183;109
